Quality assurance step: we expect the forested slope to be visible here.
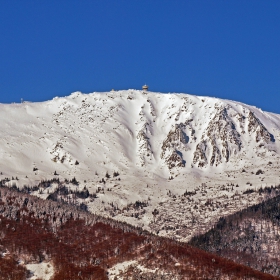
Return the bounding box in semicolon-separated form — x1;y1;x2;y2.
190;190;280;277
0;185;277;280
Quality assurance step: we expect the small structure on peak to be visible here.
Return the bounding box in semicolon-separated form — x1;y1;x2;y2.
142;84;149;91
111;89;115;92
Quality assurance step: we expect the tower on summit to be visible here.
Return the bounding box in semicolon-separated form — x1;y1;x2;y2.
142;84;149;91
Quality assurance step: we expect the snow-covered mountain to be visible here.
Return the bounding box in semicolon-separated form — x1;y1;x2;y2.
1;90;280;241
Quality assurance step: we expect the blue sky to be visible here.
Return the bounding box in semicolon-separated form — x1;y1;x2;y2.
0;1;280;113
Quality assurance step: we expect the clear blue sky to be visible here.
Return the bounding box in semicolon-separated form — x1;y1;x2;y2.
1;1;280;113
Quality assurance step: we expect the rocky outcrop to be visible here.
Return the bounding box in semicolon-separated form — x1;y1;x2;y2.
193;140;208;167
192;106;276;167
193;106;242;167
161;123;190;169
247;111;275;143
166;150;186;169
136;123;153;165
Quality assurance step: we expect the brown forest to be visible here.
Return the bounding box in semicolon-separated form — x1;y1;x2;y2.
0;184;278;280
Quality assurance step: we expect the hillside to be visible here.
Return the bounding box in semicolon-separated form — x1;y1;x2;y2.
0;185;278;280
189;191;280;277
1;90;280;241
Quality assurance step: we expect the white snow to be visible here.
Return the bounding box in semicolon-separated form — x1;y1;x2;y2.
108;260;137;279
26;261;54;280
108;260;162;279
1;90;280;240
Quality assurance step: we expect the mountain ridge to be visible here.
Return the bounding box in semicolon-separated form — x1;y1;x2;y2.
1;89;280;241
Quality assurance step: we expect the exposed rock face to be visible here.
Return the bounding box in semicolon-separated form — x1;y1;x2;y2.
136;123;153;165
247;111;275;143
193;106;242;167
161;123;189;169
166;150;186;169
193;140;209;167
192;105;275;167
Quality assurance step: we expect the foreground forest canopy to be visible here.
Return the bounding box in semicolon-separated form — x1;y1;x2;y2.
0;185;278;280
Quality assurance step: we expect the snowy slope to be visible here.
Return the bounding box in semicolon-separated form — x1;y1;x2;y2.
1;90;280;240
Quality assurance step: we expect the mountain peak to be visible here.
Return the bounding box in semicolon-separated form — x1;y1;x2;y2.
1;90;280;241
